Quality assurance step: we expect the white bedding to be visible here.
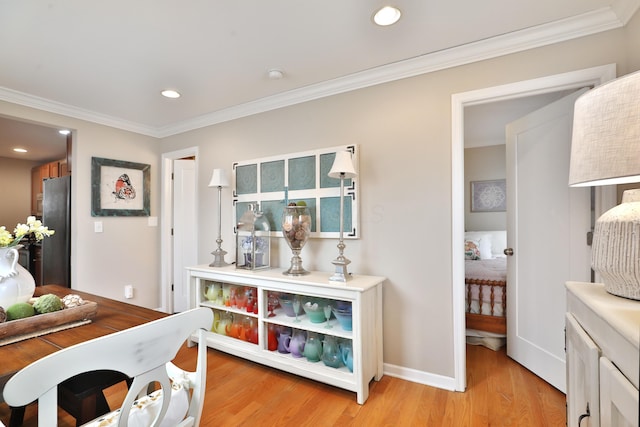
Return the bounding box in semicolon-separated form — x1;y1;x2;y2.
466;330;506;350
464;258;507;283
464;231;508;346
464;230;507;259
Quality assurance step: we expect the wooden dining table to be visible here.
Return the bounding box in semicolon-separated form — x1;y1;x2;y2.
0;285;168;424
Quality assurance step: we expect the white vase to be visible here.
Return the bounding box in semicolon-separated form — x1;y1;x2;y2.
0;246;36;310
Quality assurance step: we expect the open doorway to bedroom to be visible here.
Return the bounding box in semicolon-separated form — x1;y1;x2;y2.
451;64;617;392
462;93;573;352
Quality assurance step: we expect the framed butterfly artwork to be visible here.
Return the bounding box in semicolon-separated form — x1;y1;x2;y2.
91;157;150;216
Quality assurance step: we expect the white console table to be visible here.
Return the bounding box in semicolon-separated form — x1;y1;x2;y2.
186;265;385;404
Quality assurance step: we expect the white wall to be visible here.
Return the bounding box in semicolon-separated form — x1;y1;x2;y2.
0;158;38;228
0;102;162;308
160;24;638;380
72;125;161;305
0;15;638;385
464;145;507;231
625;10;640;71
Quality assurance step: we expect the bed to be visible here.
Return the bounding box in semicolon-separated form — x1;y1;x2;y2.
464;231;507;338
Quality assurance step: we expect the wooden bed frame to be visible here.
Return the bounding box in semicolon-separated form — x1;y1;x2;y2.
465;278;506;335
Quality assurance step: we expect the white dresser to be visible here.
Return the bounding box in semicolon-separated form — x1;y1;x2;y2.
566;282;640;427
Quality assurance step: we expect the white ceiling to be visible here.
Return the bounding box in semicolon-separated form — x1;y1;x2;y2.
0;0;638;160
464;90;576;148
0;115;68;163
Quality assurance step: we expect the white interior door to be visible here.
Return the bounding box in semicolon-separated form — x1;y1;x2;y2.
505;89;591;392
172;159;197;312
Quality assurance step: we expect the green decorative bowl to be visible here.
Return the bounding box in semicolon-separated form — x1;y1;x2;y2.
302;300;328;323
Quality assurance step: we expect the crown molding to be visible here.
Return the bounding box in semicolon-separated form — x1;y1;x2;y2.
1;2;637;139
0;86;159;136
158;6;630;137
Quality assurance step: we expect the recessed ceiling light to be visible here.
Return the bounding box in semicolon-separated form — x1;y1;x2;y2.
373;6;401;26
161;89;181;99
59;129;70;135
13;148;27;153
268;69;284;80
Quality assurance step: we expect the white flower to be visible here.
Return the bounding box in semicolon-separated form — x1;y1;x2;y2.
0;217;55;248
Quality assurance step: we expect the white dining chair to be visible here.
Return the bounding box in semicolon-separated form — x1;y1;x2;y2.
3;307;213;427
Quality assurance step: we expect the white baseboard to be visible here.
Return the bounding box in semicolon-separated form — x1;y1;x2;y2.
383;362;458;392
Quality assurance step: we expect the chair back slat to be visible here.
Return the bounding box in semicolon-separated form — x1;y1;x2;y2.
3;308;213;426
117;365;172;426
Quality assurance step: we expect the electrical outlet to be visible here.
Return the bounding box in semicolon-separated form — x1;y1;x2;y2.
124;285;134;299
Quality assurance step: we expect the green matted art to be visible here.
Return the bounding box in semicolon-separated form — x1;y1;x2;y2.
232;145;359;239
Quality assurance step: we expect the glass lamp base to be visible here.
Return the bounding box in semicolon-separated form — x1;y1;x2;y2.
283;251;309;276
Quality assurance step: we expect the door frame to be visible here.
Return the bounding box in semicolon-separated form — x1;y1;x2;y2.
450;64;616;391
160;146;199;313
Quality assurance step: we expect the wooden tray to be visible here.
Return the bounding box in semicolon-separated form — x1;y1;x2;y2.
0;301;97;346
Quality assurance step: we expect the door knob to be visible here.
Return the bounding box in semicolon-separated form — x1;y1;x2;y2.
504;248;514;256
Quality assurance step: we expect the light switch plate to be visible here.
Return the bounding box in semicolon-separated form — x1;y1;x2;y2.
94;221;103;233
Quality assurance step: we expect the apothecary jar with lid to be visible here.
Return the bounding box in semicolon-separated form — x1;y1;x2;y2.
236;203;270;271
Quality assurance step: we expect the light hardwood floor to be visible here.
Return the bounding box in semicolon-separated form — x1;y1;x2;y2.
1;344;566;426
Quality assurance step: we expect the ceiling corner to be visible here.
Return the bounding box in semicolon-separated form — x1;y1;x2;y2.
611;0;640;24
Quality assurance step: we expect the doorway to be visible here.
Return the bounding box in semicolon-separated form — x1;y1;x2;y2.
160;147;199;313
463;94;573;351
0;115;72;286
450;64;617;391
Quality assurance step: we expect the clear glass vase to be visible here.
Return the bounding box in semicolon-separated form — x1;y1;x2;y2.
282;205;311;276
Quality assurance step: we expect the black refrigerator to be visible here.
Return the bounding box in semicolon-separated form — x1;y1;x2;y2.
42;175;71;287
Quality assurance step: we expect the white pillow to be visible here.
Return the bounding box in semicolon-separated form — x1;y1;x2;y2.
477;235;493;260
464;232;493;260
83;381;189;427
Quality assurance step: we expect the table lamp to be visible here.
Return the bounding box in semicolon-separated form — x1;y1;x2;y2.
208;168;230;267
569;69;640;300
328;150;357;282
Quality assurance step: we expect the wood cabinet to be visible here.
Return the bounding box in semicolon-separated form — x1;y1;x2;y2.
59;160;69;177
47;161;59;179
30;159;68;215
186;265;384;404
566;282;639;427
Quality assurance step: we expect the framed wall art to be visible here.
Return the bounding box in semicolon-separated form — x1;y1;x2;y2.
91;157;150;216
233;144;359;239
470;179;506;212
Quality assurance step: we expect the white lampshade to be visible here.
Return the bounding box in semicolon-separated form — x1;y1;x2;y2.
569;70;640;300
328;151;357;179
569;70;640;187
208;168;229;188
